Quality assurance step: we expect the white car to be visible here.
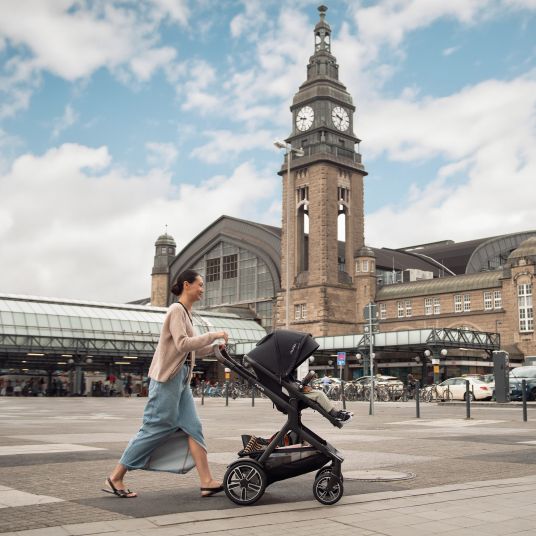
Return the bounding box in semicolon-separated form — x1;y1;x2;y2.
437;377;493;401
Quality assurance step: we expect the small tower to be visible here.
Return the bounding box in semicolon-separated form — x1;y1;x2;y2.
354;246;376;325
151;231;176;307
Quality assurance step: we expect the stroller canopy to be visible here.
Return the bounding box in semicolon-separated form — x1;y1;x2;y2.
247;330;319;378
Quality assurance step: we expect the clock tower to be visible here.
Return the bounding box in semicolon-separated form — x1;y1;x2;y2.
276;5;369;336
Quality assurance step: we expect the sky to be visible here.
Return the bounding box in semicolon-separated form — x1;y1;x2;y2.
0;0;535;303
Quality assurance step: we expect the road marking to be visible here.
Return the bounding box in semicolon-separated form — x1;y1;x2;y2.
0;487;63;508
388;419;505;427
0;443;106;456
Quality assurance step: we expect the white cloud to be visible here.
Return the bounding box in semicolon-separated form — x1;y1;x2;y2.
350;0;492;49
0;143;278;302
149;0;190;26
443;46;460;56
130;46;177;81
191;129;275;164
145;141;178;169
179;60;220;112
0;1;184;115
365;74;536;246
52;104;78;139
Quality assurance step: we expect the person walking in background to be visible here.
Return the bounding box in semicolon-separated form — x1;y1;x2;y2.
103;269;228;499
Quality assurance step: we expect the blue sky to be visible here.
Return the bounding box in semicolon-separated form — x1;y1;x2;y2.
0;0;535;302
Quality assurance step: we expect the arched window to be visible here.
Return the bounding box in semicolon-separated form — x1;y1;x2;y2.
192;242;276;331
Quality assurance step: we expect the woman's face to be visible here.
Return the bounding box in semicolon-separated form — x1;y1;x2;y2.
184;276;204;302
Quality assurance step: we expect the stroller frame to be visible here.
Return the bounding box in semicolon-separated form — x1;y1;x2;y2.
213;344;345;505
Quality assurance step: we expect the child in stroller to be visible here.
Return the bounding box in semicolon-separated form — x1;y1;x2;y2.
213;330;349;506
298;370;353;423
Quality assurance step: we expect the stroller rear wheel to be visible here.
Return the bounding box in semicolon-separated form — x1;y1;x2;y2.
224;460;267;506
313;473;343;505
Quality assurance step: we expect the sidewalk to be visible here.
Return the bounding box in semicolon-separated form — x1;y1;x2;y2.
2;397;536;535
7;475;536;536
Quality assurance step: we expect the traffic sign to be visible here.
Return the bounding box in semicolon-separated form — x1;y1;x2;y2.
337;352;346;366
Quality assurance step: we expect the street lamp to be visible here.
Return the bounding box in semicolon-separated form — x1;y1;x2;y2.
274;139;305;330
274;139;305;378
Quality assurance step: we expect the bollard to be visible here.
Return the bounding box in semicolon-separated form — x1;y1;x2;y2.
465;380;471;419
252;384;255;407
225;380;229;407
415;381;421;418
201;384;205;405
341;380;346;410
402;386;407;403
522;379;528;422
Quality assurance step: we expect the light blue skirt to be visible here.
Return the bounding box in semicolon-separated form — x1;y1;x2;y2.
119;366;206;474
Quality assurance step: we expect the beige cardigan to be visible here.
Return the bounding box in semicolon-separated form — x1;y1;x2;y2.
148;303;220;383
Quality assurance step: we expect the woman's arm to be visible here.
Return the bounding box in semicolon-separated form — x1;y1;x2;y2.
169;306;226;354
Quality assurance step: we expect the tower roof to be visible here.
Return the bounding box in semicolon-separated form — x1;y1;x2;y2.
508;236;536;260
155;233;176;247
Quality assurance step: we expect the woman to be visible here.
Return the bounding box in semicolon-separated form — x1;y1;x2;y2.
104;269;228;498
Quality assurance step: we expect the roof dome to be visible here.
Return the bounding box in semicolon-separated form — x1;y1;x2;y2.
508;236;536;260
155;233;176;248
357;245;375;258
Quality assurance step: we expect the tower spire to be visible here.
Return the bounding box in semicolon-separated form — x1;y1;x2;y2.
314;5;331;54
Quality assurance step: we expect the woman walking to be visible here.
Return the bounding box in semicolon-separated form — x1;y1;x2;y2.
104;269;228;498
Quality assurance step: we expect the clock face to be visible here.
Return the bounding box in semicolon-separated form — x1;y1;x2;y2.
296;106;314;131
332;106;350;131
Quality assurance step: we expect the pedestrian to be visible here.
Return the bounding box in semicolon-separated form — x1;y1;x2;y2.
103;269;229;499
124;375;133;398
407;373;417;399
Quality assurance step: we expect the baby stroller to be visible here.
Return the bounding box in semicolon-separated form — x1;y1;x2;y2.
213;329;345;506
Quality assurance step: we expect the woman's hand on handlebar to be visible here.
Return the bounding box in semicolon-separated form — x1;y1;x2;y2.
218;331;229;345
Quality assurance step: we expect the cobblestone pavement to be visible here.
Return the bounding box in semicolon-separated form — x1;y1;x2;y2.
1;396;536;534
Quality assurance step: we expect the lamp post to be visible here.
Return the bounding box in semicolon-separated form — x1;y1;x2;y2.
424;349;431;385
274;140;305;379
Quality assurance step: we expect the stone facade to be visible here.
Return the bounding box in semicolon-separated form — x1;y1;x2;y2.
375;244;536;359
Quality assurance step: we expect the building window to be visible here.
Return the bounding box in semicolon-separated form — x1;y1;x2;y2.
223;254;238;279
463;294;471;312
397;301;404;318
494;290;502;309
454;295;463;313
425;298;433;316
297;186;309;202
405;299;412;317
433;297;441;315
379;303;387;320
518;284;533;332
484;291;493;311
337;187;350;203
161;247;167;254
206;258;220;282
295;303;307;320
355;260;361;273
362;260;369;272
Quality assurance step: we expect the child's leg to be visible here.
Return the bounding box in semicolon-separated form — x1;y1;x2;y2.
304;390;334;413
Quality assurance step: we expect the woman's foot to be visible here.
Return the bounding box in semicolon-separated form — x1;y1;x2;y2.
103;476;137;498
200;478;224;497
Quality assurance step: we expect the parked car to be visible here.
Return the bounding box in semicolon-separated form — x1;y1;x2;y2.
509;366;536;401
436;377;493;401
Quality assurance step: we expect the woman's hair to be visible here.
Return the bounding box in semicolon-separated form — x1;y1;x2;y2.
171;269;201;296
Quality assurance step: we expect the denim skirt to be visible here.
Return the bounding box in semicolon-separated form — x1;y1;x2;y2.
119;365;206;474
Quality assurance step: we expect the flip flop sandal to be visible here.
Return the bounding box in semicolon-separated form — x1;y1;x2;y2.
102;477;137;498
200;485;224;497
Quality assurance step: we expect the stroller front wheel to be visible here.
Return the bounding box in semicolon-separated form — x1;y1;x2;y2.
313;473;343;505
224;460;267;506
